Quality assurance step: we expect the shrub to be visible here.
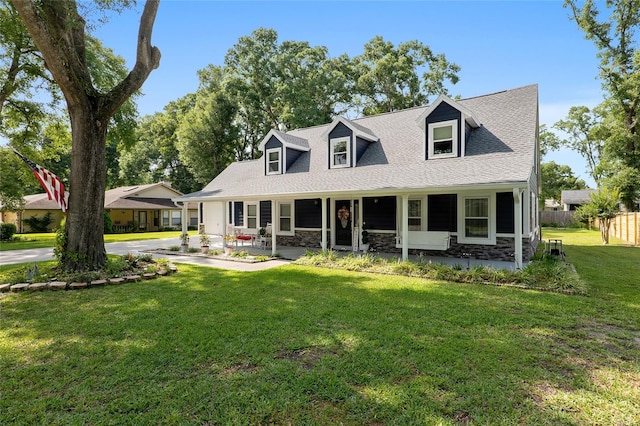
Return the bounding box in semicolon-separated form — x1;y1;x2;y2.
0;223;17;241
23;212;54;232
104;210;113;233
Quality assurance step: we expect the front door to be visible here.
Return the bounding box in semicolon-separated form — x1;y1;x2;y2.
335;200;351;246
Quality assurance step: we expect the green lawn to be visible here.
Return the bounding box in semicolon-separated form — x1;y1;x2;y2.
0;230;197;251
1;229;638;424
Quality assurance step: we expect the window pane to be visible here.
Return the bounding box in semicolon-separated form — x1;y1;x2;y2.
465;219;488;238
269;151;279;161
248;205;257;216
434;140;453;155
268;162;279;172
408;218;421;231
408;200;421;217
334;153;347;165
280;217;291;231
280;203;291;217
248;218;257;229
433;125;452;140
465;198;488;217
334;141;347;153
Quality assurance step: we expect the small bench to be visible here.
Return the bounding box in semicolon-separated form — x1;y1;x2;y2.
396;231;451;251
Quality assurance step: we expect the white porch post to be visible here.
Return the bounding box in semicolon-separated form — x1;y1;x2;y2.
402;194;409;261
321;197;328;250
222;201;227;241
181;202;188;238
271;199;277;256
513;188;523;270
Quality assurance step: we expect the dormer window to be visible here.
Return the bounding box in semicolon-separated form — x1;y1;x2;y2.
330;137;350;168
428;120;458;159
266;148;281;174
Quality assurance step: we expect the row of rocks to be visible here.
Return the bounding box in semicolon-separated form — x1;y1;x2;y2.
0;264;178;293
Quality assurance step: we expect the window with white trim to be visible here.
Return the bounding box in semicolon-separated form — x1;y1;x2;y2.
330;137;350;168
279;202;292;232
408;199;422;231
464;197;489;239
171;210;181;227
247;203;257;229
266;148;281;174
162;211;170;227
428;120;458;158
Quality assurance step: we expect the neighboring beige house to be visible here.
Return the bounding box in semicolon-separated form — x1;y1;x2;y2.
1;182;198;233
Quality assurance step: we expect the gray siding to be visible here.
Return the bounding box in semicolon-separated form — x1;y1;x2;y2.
286;147;302;171
355;137;369;165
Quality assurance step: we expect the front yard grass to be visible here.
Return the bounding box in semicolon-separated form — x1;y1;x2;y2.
0;230;197;251
1;228;638;424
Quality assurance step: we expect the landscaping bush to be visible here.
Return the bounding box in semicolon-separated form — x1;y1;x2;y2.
104;210;113;233
22;212;54;232
0;222;17;241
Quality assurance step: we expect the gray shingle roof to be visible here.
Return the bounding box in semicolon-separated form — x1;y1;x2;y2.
561;189;596;205
180;85;538;201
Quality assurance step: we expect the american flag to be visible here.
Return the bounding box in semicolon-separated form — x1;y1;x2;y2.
13;149;68;213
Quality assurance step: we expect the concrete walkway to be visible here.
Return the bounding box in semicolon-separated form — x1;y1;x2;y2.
0;236;291;272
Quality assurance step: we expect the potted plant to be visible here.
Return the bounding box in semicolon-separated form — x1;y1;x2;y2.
258;227;266;237
361;223;370;252
224;234;236;255
179;232;189;252
199;233;211;253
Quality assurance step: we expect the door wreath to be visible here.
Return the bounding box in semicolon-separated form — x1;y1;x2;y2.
338;206;350;229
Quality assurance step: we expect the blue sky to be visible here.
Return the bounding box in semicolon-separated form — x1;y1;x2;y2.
94;1;608;187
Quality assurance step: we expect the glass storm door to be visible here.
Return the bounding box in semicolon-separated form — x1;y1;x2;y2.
335;200;352;246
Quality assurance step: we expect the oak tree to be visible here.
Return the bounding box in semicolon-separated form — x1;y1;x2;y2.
11;0;160;271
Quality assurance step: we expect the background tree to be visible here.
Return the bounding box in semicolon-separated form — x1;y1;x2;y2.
11;0;160;271
574;187;621;244
564;0;640;208
176;88;238;186
553;105;607;186
541;161;588;203
354;36;459;115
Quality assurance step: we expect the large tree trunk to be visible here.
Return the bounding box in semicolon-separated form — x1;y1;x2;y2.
62;103;108;270
11;0;161;271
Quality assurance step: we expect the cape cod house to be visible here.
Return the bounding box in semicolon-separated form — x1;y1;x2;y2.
175;85;541;268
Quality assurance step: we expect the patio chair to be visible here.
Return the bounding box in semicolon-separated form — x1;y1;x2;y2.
260;223;272;250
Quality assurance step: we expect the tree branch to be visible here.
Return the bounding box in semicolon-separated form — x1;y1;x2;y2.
101;0;161;118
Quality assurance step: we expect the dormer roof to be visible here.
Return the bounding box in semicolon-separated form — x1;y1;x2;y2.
258;129;310;152
416;94;481;129
321;117;379;142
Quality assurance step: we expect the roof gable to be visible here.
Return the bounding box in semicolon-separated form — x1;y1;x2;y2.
321;117;378;142
258;129;310;152
416;94;481;129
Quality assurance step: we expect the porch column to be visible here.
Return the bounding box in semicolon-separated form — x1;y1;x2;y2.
321;196;328;250
271;199;277;256
222;201;227;242
513;188;523;270
181;202;188;238
402;194;409;261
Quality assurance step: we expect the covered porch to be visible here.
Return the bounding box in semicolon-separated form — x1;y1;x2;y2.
189;186;538;270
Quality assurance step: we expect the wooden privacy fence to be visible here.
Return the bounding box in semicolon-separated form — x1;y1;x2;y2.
595;212;640;246
541;210;576;226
